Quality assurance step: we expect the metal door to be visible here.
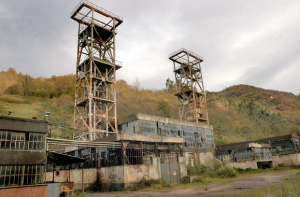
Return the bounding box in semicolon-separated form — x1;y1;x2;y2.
161;163;180;184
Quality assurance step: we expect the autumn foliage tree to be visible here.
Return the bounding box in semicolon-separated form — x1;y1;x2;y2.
0;68;75;98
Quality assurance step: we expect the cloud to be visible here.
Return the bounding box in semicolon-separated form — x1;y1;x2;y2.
0;0;299;94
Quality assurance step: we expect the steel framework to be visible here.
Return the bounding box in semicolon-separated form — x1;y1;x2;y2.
169;48;209;124
71;0;123;141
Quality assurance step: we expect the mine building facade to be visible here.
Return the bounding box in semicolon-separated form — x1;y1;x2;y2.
0;116;47;196
217;134;300;169
252;134;300;166
57;113;215;189
217;142;273;169
117;113;215;167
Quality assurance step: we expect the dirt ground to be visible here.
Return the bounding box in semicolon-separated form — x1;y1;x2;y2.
87;172;295;197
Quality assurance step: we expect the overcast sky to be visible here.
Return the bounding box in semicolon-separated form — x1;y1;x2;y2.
0;0;300;94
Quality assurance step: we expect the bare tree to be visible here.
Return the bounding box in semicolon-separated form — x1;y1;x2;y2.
133;77;141;91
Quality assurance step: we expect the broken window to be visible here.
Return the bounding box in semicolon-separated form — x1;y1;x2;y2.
0;131;44;150
0;165;44;187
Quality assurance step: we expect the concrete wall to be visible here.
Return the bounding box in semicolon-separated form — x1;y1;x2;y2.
198;152;214;168
0;150;46;165
100;166;124;184
226;160;258;170
46;156;189;191
273;153;300;167
46;168;97;190
179;164;187;178
123;156;161;187
184;152;215;169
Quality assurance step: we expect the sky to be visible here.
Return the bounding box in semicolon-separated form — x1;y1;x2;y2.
0;0;300;95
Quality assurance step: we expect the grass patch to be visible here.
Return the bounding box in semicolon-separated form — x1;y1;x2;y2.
0;95;32;104
72;192;89;197
182;165;300;187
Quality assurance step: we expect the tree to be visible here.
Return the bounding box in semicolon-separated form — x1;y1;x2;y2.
158;101;171;117
133;77;141;91
166;78;175;91
0;67;18;95
20;74;33;96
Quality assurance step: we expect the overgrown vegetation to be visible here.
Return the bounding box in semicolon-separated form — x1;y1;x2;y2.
187;164;210;176
125;178;171;191
192;177;204;183
1;68;300;142
215;167;238;178
187;164;237;179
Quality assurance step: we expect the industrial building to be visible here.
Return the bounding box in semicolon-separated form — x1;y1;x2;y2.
0;116;47;196
216;134;300;169
0;116;88;196
217;142;273;169
51;113;215;190
253;134;300;166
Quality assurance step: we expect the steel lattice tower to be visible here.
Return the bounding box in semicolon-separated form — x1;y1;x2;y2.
169;48;209;124
71;1;123;141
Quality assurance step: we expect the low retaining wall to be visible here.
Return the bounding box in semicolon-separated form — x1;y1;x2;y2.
227;160;258;170
273;153;300;167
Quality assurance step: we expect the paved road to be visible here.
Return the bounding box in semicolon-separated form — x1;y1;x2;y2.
87;173;295;197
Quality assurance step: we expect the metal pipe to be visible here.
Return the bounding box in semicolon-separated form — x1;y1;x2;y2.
82;163;84;193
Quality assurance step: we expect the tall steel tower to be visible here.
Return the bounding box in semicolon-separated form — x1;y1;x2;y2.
71;1;123;141
169;48;209;124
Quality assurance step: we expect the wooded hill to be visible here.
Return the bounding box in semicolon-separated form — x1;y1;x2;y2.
0;68;299;144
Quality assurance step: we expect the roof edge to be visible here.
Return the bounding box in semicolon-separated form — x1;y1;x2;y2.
118;113;213;129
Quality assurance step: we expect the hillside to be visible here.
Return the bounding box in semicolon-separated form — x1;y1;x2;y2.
207;85;300;144
0;69;299;144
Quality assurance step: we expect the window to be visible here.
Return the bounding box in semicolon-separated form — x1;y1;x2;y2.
157;128;161;135
29;133;44;150
0;131;11;149
11;132;25;150
0;130;44;150
0;165;44;187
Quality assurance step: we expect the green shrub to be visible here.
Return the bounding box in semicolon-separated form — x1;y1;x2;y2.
187;164;209;176
236;168;256;174
125;178;161;191
192;177;203;183
161;179;171;188
216;167;238;178
213;158;223;170
181;176;190;184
